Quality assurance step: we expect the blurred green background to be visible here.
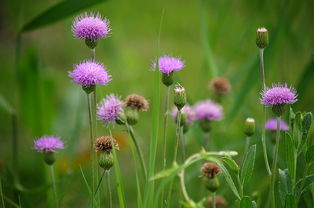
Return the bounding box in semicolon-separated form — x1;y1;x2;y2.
0;0;314;207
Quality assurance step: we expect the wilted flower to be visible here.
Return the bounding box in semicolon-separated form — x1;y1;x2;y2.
265;118;289;131
201;162;221;179
125;94;149;111
94;135;119;153
97;94;124;124
72;13;110;41
153;56;185;75
194;100;223;121
69;60;111;89
34;136;64;153
209;77;231;95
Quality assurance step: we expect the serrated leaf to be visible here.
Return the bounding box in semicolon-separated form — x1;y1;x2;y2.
284;194;295;208
306;145;314;163
240;196;254;208
240;145;256;186
285;133;296;184
278;169;293;206
295;174;314;195
21;0;108;32
217;163;240;199
221;157;239;174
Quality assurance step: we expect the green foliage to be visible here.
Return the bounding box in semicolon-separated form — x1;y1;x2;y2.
240;196;254;208
240;145;256;186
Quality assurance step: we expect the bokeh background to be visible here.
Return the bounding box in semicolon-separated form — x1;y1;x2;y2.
0;0;314;207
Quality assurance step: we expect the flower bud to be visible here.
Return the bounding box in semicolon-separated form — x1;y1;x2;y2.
174;84;186;110
162;72;174;86
43;152;55;166
272;104;285;117
199;120;211;133
82;85;95;94
244;118;255;137
256;28;269;49
126;108;139;125
205;177;220;192
98;153;114;171
85;39;97;49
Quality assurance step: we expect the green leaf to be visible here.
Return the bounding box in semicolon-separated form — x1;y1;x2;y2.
295;174;314;195
285;133;296;184
306;145;314;163
240;145;256;186
284;194;295;208
0;95;13;114
278;169;293;206
150;164;180;181
221;157;239;174
240;196;254;208
218;163;240;199
299;112;313;152
21;0;108;32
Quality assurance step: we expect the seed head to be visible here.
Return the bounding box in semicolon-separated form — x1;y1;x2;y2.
94;135;119;153
201;162;221;179
209;77;231;95
125;94;149;111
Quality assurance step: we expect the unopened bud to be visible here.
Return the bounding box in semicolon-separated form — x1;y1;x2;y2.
126;108;139;125
244;118;255;136
162;72;174;86
98;153;114;171
205;177;220;192
44;152;55;166
256;28;269;49
174;84;186;110
85;39;97;49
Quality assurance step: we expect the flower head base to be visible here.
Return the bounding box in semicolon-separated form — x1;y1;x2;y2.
261;84;297;106
69;60;111;89
265;118;289;131
153;56;185;75
34;136;64;153
72;13;110;41
97;94;124;124
194;99;223;121
125;94;149;112
94;135;119;153
209;77;232;95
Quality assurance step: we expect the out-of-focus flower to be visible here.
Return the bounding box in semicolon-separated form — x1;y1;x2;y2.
34;136;64;153
209;77;231;95
125;94;149;112
261;84;297;106
265;118;289;131
194;100;223;121
153;56;185;75
97;94;124;124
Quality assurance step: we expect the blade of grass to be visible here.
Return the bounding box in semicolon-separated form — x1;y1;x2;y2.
0;178;5;208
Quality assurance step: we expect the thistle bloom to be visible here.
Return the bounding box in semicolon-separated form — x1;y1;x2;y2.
194;100;223;121
171;105;195;124
34;136;64;153
72;13;110;40
97;94;124;124
261;84;297;106
153;56;185;75
265;118;289;131
69;60;111;88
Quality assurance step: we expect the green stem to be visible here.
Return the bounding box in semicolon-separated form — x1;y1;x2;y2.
91;48;95;61
163;86;170;169
259;49;266;89
262;106;272;175
127;124;147;180
109;127;125;208
106;171;112;208
212;192;216;208
180;126;185;161
0;178;5;208
86;93;95;207
296;164;309;204
95;169;106;195
179;169;191;203
49;165;58;208
237;175;243;197
242;136;250;165
270;116;281;208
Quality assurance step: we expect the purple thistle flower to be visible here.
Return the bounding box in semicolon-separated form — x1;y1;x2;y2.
34;136;64;153
97;94;124;124
171;105;195;124
72;13;111;40
193;99;223;121
265;118;289;131
261;83;297;106
69;60;112;88
153;56;185;75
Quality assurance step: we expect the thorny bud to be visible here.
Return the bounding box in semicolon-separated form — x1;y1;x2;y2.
174;83;186;110
256;27;269;49
126;108;139;125
244;118;255;137
98;153;114;170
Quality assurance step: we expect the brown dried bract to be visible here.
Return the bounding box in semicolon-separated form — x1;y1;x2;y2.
201;162;221;179
94;135;119;153
125;94;149;111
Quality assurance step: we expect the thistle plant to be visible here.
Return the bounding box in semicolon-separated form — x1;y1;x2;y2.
261;83;297;208
243;118;255;163
34;136;64;208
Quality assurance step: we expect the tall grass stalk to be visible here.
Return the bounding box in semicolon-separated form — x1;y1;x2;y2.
259;47;272;176
109;127;125;207
270;116;281;208
49;165;59;208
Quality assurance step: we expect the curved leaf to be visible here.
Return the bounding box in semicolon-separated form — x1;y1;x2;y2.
240;145;256;186
218;163;240;199
221;156;239;174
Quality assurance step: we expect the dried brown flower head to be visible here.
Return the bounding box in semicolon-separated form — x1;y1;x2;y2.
125;94;149;111
201;162;221;179
206;196;227;208
94;136;119;153
209;77;231;95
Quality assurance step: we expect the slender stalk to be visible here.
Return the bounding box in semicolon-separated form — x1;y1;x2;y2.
126;124;147;180
163;86;170;168
0;178;5;208
11;112;19;184
95;169;106;195
259;49;266;90
296;164;309;204
106;171;112;208
212;192;216;208
204;132;210;150
49;165;58;208
91;48;95;61
270;116;281;208
237;175;243;197
180;126;185;161
179;170;191;203
86;93;95;207
242;136;250;164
